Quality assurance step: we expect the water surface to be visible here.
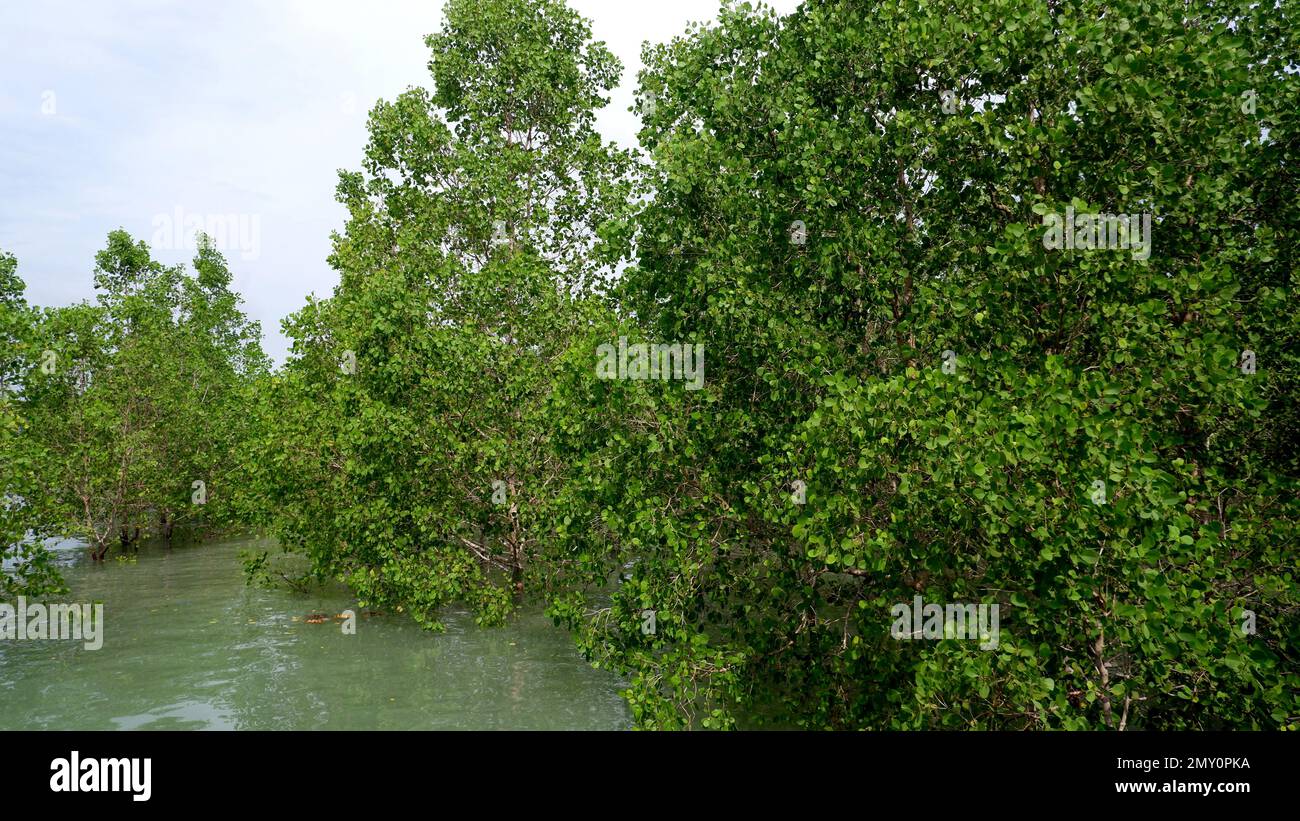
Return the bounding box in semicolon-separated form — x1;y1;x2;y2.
0;537;631;730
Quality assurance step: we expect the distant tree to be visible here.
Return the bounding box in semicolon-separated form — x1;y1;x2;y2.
23;231;266;560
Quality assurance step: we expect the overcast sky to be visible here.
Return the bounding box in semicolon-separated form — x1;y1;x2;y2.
0;0;799;362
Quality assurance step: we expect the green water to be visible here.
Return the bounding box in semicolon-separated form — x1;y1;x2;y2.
0;537;631;730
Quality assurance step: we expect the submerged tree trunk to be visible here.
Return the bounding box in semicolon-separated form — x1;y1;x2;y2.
118;525;141;554
511;562;523;597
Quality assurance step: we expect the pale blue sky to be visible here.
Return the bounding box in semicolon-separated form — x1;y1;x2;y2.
0;0;799;362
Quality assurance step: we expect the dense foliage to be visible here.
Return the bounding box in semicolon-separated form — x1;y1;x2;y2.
541;0;1297;729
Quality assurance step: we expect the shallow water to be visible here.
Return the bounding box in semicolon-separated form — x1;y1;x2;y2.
0;536;631;730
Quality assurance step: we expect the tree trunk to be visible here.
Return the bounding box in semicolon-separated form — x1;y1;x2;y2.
119;525;141;554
